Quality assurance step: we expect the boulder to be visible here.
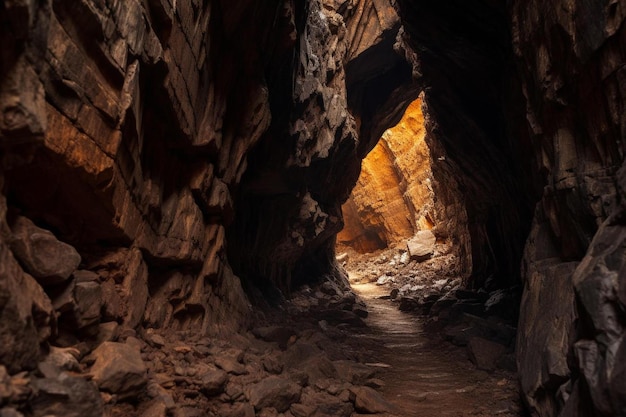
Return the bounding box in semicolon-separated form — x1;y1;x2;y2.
90;342;147;398
215;354;247;375
10;216;80;286
0;240;54;373
216;403;255;417
406;230;436;262
350;386;394;414
467;337;507;372
252;326;297;349
199;369;228;396
72;278;103;329
245;376;302;412
333;361;375;385
30;374;103;417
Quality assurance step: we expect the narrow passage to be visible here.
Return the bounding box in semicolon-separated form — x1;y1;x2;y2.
346;282;523;417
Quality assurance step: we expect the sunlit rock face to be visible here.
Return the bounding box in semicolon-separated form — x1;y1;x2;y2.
338;98;457;254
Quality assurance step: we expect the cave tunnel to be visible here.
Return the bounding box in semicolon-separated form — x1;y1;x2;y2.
0;0;625;416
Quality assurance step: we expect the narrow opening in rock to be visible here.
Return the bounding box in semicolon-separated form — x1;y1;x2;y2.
338;98;436;254
337;96;465;290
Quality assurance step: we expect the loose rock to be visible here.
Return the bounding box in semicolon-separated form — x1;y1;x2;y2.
406;230;436;262
246;376;302;412
467;337;507;372
90;341;147;398
10;216;81;286
351;386;394;414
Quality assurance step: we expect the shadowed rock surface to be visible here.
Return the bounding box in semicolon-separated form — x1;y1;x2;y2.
0;0;625;416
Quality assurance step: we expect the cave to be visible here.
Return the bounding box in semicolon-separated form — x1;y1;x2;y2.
0;0;625;416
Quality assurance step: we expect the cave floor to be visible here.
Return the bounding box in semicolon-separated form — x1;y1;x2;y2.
83;246;523;417
347;281;523;416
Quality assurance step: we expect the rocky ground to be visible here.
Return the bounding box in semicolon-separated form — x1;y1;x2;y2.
0;218;523;417
339;239;521;375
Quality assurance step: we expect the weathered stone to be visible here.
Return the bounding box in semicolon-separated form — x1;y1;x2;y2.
298;386;354;417
100;279;123;321
30;375;103;417
406;230;436;262
10;216;81;286
39;347;80;378
262;356;284;375
0;366;11;402
140;400;168;417
0;408;23;417
0;236;54;372
338;99;453;257
72;279;102;329
215;355;247;375
245;376;302;412
96;322;120;344
517;261;578;415
217;403;255;417
467;337;507;372
350;386;394;414
252;326;297;349
333;361;375;385
199;369;228;396
121;248;148;329
90;342;147;399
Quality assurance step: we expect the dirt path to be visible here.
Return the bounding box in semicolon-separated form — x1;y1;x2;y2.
349;282;524;417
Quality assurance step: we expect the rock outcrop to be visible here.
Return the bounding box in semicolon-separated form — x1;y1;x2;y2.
283;1;624;415
394;0;626;416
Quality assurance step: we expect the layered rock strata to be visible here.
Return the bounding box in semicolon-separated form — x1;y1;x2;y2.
1;0;625;416
395;0;626;416
338;98;461;260
511;1;626;416
0;0;406;375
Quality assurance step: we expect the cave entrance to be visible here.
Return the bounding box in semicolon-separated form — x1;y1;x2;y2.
336;94;470;312
337;98;436;254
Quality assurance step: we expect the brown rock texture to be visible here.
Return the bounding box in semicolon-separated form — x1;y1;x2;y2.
338;98;448;253
228;0;405;290
511;1;626;415
0;0;406;373
1;1;625;416
394;1;625;415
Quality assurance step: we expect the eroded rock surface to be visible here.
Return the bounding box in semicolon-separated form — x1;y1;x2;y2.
0;0;625;416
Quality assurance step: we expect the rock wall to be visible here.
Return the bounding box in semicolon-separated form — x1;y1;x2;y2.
512;1;626;416
228;0;403;291
395;0;534;290
394;0;626;416
0;0;298;370
0;0;406;373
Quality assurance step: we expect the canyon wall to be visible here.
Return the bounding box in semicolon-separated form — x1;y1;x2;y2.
1;1;625;416
512;1;626;416
394;0;626;416
0;0;404;372
0;0;296;370
395;1;534;291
